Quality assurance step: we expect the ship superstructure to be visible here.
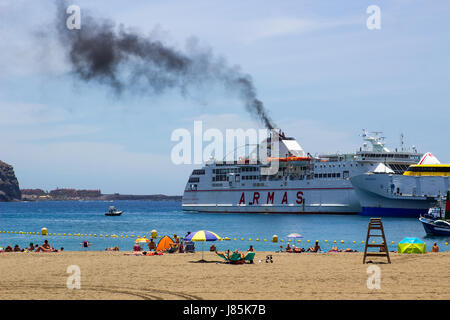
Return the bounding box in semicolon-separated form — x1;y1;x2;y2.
350;152;450;217
182;130;422;214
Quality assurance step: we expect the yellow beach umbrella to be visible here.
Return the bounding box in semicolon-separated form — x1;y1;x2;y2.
184;230;221;262
135;237;150;244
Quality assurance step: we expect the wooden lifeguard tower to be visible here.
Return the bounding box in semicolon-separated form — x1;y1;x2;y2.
363;218;391;264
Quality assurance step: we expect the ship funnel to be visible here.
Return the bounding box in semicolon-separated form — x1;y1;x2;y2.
418;152;441;165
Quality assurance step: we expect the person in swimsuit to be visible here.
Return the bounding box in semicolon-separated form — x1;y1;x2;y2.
307;241;321;252
432;242;439;253
35;240;53;252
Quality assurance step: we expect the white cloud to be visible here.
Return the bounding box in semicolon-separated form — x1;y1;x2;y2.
0;102;71;125
239;17;359;43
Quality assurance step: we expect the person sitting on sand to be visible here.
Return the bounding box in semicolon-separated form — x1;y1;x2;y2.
5;245;13;252
285;243;292;252
35;240;52;252
232;249;246;260
13;244;21;252
178;242;184;253
132;243;142;252
432;242;439;253
26;243;35;251
248;245;255;252
307;241;321;253
209;244;217;252
148;239;156;251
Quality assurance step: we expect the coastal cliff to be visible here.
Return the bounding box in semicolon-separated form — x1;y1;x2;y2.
0;160;21;201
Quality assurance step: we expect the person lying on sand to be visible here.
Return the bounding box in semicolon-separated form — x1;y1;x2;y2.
293;246;305;253
35;240;53;252
105;246;119;251
215;249;230;259
328;246;339;253
306;241;321;253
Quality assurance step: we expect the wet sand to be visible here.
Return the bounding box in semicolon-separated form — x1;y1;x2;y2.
0;251;449;300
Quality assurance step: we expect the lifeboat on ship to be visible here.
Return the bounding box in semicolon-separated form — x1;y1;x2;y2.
267;156;311;162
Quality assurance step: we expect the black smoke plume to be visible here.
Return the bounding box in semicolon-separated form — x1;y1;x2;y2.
55;2;275;129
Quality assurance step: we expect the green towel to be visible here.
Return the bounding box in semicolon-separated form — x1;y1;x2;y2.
244;252;255;261
229;253;242;261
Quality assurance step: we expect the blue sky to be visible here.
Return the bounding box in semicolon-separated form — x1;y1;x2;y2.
0;0;449;195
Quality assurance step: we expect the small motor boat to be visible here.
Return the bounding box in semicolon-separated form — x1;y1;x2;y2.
419;191;450;236
105;206;123;216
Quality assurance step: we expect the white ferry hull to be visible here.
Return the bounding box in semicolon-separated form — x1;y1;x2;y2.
182;181;361;214
350;174;449;217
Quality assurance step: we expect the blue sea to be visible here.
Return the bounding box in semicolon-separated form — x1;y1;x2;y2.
0;200;448;252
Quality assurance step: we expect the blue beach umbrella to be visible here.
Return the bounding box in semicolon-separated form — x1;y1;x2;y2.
398;237;426;254
184;230;221;262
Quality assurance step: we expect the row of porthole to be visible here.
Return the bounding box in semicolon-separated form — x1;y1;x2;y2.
2;231;448;246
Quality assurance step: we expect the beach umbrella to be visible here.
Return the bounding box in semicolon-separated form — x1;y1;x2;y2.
135;237;150;244
287;233;303;245
135;237;150;249
398;237;426;254
184;230;221;262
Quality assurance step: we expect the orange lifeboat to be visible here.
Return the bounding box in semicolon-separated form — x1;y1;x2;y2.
267;156;311;162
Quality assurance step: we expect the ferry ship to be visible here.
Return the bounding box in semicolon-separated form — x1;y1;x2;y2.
350;153;450;217
182;130;422;214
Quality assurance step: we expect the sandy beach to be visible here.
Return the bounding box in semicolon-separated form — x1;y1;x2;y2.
0;250;449;300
